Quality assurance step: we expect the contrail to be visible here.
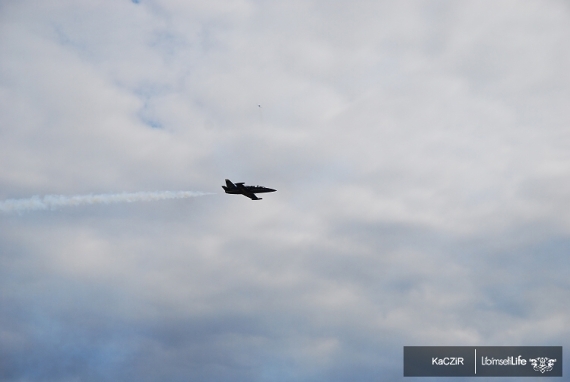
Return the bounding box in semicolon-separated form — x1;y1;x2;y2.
0;191;215;214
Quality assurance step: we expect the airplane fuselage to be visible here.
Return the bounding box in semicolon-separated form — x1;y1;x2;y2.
222;179;276;200
223;186;275;194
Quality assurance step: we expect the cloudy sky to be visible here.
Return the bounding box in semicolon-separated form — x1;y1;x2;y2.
1;0;570;381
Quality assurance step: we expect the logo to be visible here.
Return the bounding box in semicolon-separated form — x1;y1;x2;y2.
529;357;557;373
404;346;562;377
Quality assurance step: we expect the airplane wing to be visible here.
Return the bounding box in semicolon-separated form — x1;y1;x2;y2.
243;192;261;200
235;182;262;200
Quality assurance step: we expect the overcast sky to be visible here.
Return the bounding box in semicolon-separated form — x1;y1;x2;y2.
1;1;570;381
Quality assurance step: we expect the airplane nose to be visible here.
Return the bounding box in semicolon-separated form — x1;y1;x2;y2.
268;188;276;192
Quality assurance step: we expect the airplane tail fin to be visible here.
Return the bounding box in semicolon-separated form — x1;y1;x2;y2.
225;179;235;188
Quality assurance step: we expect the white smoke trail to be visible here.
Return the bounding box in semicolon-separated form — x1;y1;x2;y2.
0;191;215;213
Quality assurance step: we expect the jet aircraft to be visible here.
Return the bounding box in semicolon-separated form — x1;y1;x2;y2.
222;179;276;200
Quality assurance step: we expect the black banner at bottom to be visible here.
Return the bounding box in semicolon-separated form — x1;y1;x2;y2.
404;346;562;377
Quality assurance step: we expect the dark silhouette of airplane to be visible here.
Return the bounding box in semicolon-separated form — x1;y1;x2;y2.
222;179;276;200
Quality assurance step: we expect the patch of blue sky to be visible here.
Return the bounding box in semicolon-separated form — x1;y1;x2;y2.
150;30;191;60
134;85;169;129
139;115;163;129
52;25;88;53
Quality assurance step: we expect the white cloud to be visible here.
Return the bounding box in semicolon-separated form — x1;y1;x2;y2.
1;1;570;381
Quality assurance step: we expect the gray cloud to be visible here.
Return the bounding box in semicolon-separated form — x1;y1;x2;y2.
1;0;570;381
